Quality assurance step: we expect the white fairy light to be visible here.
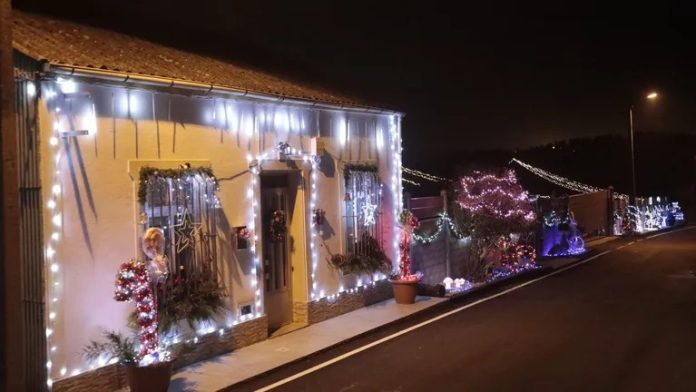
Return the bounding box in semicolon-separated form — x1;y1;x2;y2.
57;78;77;94
27;81;36;97
45;95;66;389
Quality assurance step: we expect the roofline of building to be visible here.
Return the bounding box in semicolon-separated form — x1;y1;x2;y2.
44;63;405;117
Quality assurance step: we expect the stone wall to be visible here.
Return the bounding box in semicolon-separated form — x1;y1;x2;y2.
53;316;267;392
295;280;393;325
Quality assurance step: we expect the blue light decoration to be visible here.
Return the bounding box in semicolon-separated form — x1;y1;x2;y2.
541;210;586;256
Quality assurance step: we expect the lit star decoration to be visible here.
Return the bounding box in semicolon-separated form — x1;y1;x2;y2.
114;260;158;358
361;200;377;226
171;210;203;253
457;169;536;223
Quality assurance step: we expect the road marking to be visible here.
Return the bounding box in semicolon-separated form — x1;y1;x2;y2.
255;250;612;391
646;226;696;239
256;227;696;391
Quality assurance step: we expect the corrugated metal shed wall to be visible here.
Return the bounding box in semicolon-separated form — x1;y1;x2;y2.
15;52;47;391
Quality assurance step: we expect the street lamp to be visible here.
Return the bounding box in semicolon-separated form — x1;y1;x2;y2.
628;91;659;204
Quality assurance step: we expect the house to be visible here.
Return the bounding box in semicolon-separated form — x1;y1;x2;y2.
11;11;403;391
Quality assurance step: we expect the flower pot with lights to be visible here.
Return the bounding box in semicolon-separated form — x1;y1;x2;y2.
391;210;422;304
84;330;173;392
124;359;173;392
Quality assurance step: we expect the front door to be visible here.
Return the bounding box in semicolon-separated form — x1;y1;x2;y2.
261;175;293;332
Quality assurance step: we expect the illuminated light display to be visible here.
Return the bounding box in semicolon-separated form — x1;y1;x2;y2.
457;169;536;223
39;77;403;386
541;211;586;256
615;199;685;235
402;167;449;183
411;212;468;244
511;158;604;194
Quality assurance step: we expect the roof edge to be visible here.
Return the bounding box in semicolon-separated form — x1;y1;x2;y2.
45;63;404;116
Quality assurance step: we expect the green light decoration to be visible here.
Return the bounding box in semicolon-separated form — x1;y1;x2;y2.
411;212;468;244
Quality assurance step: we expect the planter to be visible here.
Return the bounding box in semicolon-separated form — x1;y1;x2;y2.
390;280;418;304
124;361;173;392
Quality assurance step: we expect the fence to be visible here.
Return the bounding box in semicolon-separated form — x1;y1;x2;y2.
568;190;611;236
406;192;474;285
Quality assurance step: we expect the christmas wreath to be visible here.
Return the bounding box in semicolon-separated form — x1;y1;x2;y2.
270;209;287;242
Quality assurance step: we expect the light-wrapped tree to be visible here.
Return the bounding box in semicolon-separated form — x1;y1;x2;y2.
456;169;536;278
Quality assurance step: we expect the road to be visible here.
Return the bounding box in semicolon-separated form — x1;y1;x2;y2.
237;228;696;392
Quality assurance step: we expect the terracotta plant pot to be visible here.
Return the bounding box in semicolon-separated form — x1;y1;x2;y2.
390;280;418;304
124;361;173;392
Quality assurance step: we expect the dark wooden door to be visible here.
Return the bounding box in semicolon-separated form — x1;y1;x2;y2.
261;175;292;331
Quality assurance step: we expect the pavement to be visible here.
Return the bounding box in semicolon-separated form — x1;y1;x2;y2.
170;296;449;391
226;226;696;391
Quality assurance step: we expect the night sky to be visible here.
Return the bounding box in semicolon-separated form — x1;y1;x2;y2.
13;0;696;171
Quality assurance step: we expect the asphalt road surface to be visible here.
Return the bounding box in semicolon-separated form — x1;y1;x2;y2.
238;228;696;392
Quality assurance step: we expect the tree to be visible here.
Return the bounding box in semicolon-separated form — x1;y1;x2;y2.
455;169;536;278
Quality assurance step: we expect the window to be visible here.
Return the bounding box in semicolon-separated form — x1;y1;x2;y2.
139;166;225;332
142;171;219;269
343;164;383;255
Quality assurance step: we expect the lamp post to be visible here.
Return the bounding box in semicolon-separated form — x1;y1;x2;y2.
629;91;658;204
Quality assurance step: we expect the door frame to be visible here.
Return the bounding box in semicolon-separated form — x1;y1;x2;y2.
257;161;310;327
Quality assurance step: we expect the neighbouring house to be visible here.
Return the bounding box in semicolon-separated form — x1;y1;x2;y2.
11;11;403;391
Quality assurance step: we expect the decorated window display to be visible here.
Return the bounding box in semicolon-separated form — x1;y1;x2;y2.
343;163;383;255
138;165;226;334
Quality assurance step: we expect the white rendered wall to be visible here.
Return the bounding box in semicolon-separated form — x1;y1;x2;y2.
40;79;401;380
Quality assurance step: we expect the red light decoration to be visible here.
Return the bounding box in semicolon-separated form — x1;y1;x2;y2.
114;260;158;356
396;210;420;281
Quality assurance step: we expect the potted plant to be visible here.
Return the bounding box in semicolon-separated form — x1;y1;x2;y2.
328;233;391;276
84;330;173;392
390;210;421;304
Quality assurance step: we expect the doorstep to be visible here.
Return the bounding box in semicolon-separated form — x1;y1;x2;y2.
169;296;448;391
